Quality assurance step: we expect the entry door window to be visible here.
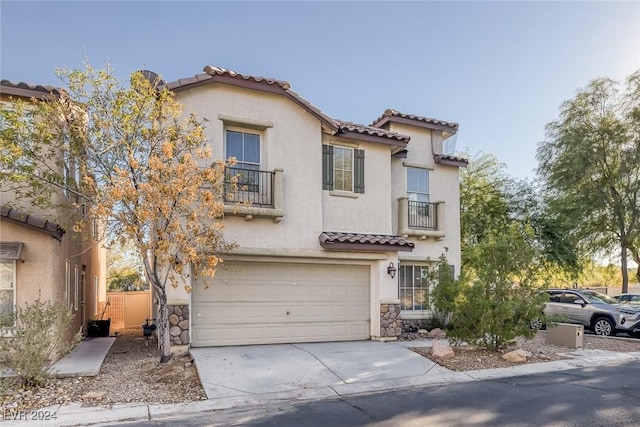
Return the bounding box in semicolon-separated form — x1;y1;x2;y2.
399;265;430;311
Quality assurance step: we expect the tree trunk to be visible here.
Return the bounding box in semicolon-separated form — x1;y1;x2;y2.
621;241;629;294
158;291;172;363
629;244;640;285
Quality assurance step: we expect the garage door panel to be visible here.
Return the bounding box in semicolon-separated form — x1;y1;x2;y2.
192;261;370;347
192;321;370;347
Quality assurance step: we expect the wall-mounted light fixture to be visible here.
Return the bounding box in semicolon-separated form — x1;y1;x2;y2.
387;262;397;279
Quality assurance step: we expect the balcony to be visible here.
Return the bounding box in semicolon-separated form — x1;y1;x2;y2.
397;197;445;240
223;167;284;222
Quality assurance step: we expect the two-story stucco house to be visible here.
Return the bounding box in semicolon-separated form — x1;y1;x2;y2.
160;66;467;348
0;80;107;341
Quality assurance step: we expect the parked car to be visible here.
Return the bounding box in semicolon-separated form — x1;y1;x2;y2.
612;294;640;305
532;289;640;336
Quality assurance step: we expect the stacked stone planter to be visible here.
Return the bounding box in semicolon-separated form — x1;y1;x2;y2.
380;303;402;338
168;305;189;345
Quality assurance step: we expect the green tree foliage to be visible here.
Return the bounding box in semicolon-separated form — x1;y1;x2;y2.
434;152;568;351
0;299;79;388
0;63;232;362
537;70;640;292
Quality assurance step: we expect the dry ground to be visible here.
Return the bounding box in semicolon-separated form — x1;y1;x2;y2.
410;331;640;371
1;328;206;413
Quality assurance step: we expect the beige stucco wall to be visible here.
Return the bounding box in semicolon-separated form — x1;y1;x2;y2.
321;136;393;234
171;81;463;331
388;123;462;275
176;84;325;252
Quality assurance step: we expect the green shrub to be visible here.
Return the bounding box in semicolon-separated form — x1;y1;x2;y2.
432;224;548;351
0;299;79;388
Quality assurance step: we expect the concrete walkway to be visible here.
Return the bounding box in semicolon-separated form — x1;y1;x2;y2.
3;338;640;426
50;337;115;377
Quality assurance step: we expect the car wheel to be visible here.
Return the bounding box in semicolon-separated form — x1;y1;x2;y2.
592;317;615;336
530;317;545;330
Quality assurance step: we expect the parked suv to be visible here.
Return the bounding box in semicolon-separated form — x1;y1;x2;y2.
535;289;640;336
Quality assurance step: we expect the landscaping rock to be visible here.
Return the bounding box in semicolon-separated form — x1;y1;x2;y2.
502;349;529;363
427;328;447;339
431;342;455;359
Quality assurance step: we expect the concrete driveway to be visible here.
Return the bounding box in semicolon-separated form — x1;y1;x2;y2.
190;340;447;399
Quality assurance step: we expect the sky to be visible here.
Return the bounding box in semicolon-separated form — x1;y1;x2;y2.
1;1;639;180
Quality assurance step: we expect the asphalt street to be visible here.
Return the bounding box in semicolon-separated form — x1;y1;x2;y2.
106;361;640;427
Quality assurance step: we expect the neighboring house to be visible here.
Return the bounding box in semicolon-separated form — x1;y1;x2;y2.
158;66;467;348
0;80;107;341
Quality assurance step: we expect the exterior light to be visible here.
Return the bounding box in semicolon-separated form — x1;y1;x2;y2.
387;262;397;279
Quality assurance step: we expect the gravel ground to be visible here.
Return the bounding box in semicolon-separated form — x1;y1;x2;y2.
410;330;640;371
0;329;206;413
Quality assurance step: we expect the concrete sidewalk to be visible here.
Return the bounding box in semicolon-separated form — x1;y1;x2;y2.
3;339;640;426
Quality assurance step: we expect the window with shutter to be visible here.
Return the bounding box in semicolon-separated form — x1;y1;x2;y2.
322;144;365;194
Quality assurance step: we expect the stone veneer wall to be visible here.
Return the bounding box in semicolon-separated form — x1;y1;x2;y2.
168;304;189;345
380;303;402;338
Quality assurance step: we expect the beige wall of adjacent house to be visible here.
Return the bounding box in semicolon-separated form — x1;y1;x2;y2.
0;219;85;342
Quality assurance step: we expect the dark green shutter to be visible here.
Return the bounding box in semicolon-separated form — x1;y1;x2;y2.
354;149;365;194
322;144;334;190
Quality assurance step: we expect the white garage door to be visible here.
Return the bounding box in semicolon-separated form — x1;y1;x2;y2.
191;261;370;347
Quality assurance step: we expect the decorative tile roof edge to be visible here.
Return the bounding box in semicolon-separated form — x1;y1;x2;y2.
0;80;63;100
370;109;459;134
319;231;414;253
434;154;469;167
162;66;340;133
334;120;410;147
1;206;65;241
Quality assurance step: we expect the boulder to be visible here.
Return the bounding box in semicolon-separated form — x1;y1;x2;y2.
431;342;455;360
417;329;429;335
427;328;447;339
502;349;529;363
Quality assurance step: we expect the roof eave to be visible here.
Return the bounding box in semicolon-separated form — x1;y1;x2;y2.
319;241;414;252
375;115;459;134
334;130;409;148
435;155;469;168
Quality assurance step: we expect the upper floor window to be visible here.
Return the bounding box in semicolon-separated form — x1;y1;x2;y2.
407;167;429;202
322;144;364;194
226;130;260;170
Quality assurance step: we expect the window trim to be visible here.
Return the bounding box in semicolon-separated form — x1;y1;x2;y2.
65;259;71;308
322;144;365;194
399;264;431;312
407;167;430;203
333;146;354;192
224;127;262;170
0;259;17;328
74;264;79;311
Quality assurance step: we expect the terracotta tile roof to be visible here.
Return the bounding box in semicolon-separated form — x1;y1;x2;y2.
371;109;459;133
335;120;410;146
1;206;65;241
435;154;469;167
319;231;414;252
0;80;62;99
163;66;339;133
